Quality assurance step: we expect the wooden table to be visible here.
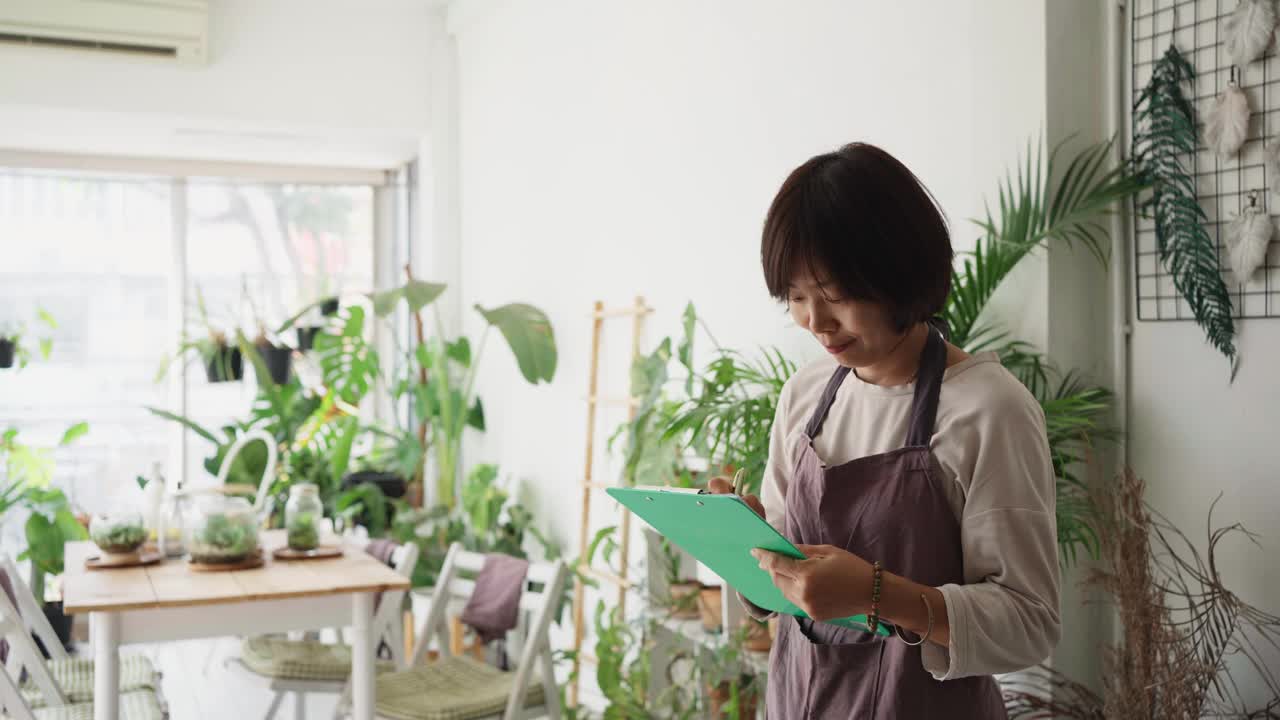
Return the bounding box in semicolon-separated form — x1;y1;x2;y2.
63;531;410;720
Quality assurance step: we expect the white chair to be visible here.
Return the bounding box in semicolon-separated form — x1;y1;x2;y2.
0;555;162;711
0;583;164;720
340;543;566;720
229;540;419;720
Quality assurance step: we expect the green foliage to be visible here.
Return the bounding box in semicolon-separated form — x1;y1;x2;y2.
474;303;558;385
0;308;57;369
286;512;319;550
371;281;557;510
386;466;557;589
90;522;147;555
945;137;1148;565
21;487;88;577
191;513;258;563
1131;44;1237;375
336;482;389;537
610;305;795;497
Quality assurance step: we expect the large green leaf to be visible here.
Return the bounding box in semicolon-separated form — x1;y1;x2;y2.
146;407;219;443
475;303;557;384
59;422;89;446
314;306;380;405
1132;44;1237;375
370;281;447;318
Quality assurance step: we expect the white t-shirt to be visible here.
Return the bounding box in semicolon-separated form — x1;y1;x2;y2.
756;350;1061;681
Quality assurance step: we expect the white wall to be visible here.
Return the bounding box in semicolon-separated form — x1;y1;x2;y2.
0;0;435;168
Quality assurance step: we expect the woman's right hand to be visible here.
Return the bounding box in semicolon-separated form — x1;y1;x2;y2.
706;475;766;520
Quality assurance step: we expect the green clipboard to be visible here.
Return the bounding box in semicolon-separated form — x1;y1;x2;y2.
607;486;891;637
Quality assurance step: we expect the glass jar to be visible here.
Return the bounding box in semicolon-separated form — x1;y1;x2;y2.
285;483;323;551
90;511;147;557
157;484;193;558
188;495;259;564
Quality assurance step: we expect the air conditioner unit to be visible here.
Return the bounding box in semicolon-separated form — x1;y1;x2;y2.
0;0;208;64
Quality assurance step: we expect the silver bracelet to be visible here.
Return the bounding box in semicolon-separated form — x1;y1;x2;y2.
895;593;934;647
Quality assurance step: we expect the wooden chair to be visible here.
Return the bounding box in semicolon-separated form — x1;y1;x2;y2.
0;585;164;720
0;555;162;711
229;540;419;720
338;543;566;720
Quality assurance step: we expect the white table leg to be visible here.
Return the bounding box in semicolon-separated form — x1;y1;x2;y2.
92;612;120;720
351;592;375;720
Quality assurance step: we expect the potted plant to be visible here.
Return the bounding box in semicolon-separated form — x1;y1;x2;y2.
701;626;762;720
0;325;15;369
251;329;292;385
2;422;91;654
697;584;723;634
658;537;701;620
0;311;56;370
189;496;259;564
743;616;772;653
89;511;147;559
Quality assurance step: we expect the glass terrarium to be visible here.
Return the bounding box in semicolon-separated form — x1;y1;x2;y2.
188;495;259;564
90;511;148;557
285;483;323;551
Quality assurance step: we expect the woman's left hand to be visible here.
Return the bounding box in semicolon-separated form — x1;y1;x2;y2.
752;544;874;621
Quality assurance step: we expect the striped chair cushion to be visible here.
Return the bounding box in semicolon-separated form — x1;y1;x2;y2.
375;655;546;720
21;655;158;707
241;636;394;682
4;690;164;720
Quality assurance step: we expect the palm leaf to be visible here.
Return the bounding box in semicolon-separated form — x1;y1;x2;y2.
1132;43;1237;376
946;136;1148;349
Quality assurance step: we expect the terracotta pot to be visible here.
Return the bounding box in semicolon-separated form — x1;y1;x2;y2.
743;617;772;652
698;585;723;633
669;580;701;619
708;679;759;719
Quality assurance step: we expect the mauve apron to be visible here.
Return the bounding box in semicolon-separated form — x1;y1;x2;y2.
766;328;1006;719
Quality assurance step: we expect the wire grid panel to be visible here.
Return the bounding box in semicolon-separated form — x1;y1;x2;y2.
1131;0;1280;320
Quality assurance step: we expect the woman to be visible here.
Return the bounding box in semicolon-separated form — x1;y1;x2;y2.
709;143;1060;718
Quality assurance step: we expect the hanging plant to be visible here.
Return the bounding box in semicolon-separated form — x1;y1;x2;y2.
1131;44;1239;377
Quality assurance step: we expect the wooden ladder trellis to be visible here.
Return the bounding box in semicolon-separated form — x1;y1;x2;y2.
570;296;652;708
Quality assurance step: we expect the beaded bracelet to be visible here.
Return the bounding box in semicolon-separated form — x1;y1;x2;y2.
867;560;882;634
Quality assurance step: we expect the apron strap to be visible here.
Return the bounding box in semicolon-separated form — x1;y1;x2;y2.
804;365;851;440
802;325;949;444
904;327;948;448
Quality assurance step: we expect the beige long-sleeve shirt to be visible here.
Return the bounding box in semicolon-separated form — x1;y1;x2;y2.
752;350;1061;681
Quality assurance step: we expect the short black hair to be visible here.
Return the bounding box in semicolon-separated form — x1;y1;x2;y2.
760;142;953;332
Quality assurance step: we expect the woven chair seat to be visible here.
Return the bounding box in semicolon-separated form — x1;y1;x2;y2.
241;635;395;682
21;655;157;707
5;690;163;720
375;655;546;720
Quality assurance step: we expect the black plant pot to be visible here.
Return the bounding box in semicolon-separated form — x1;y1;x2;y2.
37;601;72;658
0;339;13;369
256;343;292;384
342;470;407;499
296;326;322;352
205;346;244;383
341;471;406;530
320;297;340;317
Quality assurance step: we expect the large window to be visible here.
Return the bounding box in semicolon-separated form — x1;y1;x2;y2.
0;166;398;527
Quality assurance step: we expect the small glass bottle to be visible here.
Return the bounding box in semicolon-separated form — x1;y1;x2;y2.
158;480;191;558
285;483;323;551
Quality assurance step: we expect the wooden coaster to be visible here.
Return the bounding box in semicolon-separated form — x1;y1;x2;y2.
85;550;164;570
188;549;265;572
272;545;343;561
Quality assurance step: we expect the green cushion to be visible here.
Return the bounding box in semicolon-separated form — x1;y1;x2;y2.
3;690;164;720
21;655;157;707
375;655;546;720
241;636;394;682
